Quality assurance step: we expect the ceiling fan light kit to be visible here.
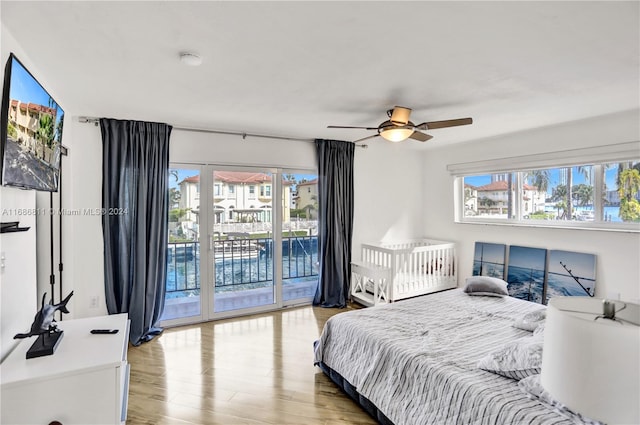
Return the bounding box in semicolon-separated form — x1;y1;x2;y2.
379;126;414;142
328;106;473;144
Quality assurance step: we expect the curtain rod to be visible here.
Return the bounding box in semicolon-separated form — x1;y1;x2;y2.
77;116;368;148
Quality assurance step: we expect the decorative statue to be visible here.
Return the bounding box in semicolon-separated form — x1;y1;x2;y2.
14;291;74;339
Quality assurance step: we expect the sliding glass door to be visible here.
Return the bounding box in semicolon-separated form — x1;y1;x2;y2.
160;165;318;326
211;168;277;316
282;172;319;305
161;165;203;323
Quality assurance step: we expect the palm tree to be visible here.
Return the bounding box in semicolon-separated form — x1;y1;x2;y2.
305;194;319;219
525;169;551;213
565;166;591;220
616;161;640;189
618;167;640;222
38;114;55;146
479;196;496;214
526;169;551;193
169;188;181;209
55;114;64;143
555;200;567;219
619;168;640;201
566;168;573;220
37;113;55;161
507;173;513;218
574;184;593;206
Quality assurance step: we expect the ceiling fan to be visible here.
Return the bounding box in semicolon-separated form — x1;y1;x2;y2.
328;106;473;144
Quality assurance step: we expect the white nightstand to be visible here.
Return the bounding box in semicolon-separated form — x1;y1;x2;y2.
1;313;130;425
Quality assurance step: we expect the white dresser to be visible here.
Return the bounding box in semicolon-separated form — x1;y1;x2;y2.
1;313;130;425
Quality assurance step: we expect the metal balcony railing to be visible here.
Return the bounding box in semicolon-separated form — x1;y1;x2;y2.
166;236;318;295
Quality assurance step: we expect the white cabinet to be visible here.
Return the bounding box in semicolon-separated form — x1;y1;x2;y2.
1;314;130;425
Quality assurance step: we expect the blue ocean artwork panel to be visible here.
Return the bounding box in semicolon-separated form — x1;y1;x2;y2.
472;242;506;279
546;250;596;303
507;245;547;304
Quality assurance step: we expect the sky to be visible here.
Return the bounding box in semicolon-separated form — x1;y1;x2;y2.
8;55;64;126
547;250;596;279
508;245;547;270
473;242;505;264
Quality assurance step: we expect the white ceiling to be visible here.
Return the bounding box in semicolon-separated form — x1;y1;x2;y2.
2;1;638;149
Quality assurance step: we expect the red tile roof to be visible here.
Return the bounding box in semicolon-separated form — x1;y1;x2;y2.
180;172;272;185
182;175;200;183
182;171;302;186
215;171;271;183
475;181;539;191
296;178;318;186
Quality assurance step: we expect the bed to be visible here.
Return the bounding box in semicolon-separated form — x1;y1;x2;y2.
351;239;457;306
314;288;578;425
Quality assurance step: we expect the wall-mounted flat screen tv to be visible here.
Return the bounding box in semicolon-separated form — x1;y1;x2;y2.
1;53;64;192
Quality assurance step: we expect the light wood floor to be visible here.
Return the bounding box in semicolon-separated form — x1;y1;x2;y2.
126;304;376;425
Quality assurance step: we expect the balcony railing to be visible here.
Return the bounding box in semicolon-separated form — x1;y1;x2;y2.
166;236;318;295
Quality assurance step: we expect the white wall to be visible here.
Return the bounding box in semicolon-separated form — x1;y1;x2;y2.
61;120;105;318
0;187;37;361
0;27;39;360
422;110;640;302
352;142;425;257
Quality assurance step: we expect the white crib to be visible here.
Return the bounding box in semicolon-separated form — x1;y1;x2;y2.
351;239;457;306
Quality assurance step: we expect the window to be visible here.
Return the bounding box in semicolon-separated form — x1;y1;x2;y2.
260;184;272;197
249;185;255;197
228;184;235;195
450;143;640;231
604;161;640;223
214;184;221;196
463;173;517;219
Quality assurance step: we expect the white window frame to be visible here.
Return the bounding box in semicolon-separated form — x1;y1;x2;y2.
448;141;640;233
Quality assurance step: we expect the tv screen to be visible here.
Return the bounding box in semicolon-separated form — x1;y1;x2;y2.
1;53;64;192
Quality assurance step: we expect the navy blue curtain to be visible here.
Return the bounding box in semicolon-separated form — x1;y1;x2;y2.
101;118;172;346
313;139;355;308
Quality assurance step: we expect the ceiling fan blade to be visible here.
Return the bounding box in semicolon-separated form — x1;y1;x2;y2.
415;117;473;130
409;131;433;142
353;134;380;144
327;125;379;130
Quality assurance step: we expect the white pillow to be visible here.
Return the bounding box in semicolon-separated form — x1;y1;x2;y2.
477;332;544;380
513;309;546;332
463;276;509;297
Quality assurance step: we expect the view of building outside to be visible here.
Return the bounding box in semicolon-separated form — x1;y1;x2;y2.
4;56;65;191
463;162;640;223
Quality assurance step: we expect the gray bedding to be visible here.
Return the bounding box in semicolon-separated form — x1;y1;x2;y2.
314;288;576;425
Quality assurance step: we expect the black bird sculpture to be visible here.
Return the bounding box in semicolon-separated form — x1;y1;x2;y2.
14;291;74;339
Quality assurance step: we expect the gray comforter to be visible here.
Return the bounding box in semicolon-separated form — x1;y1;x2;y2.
314;288;576;425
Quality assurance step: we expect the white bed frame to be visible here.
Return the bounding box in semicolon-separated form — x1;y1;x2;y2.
351;239;457;306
